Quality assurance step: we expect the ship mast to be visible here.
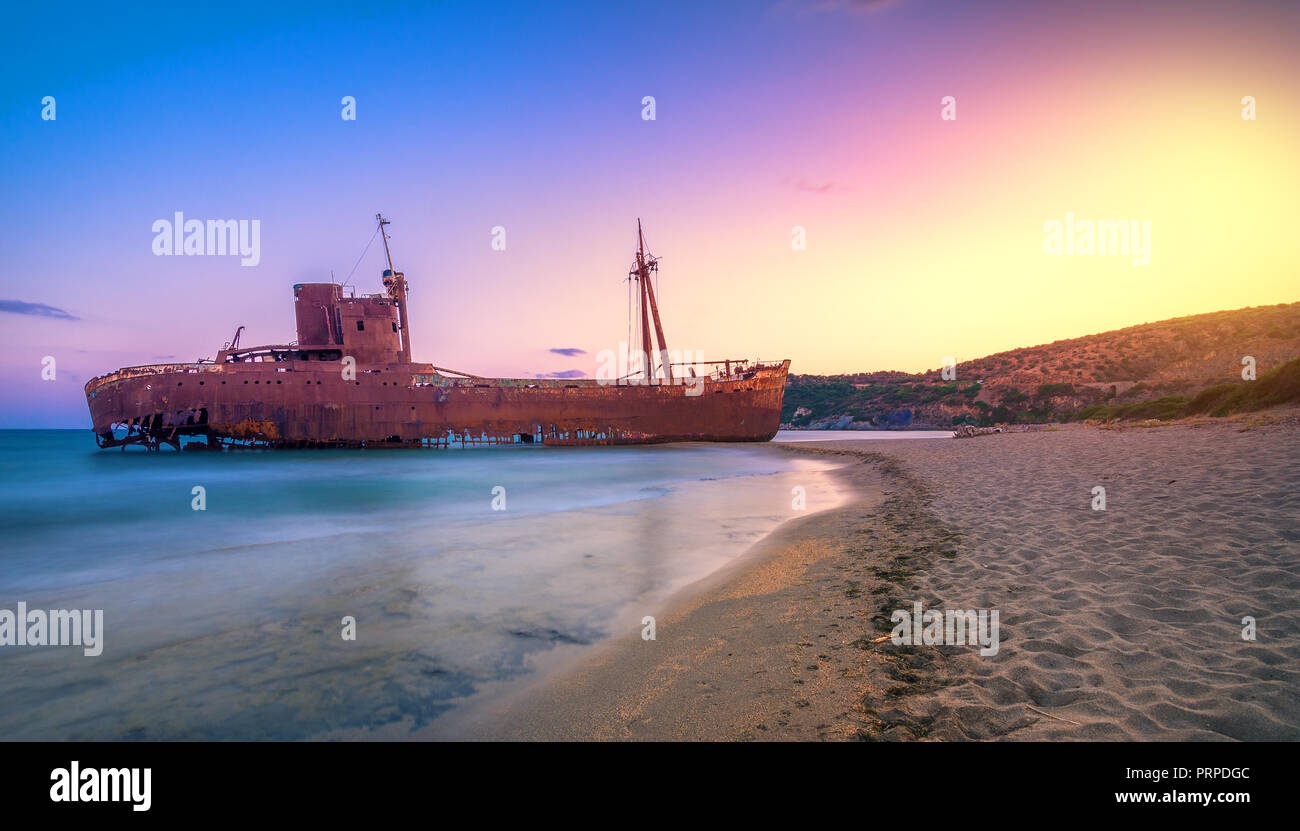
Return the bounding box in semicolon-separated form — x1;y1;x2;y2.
376;213;412;363
630;219;672;383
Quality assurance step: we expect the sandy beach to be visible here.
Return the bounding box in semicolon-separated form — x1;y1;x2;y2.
471;417;1300;741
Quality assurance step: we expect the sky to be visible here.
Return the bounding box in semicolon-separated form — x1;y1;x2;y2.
2;0;1298;427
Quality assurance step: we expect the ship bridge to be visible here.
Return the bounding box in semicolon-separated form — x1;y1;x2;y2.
292;282;405;365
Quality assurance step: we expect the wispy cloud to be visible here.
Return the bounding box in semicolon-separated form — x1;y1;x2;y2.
549;347;586;357
535;369;586;379
774;0;900;18
816;0;900;13
0;300;79;320
794;178;838;193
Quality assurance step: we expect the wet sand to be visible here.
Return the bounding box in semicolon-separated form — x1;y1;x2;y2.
472;418;1300;740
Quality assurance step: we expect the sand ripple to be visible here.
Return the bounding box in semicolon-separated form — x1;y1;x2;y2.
848;421;1299;740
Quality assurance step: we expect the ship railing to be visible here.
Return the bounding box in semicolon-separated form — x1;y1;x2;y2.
410;373;602;389
219;344;300;362
407;358;789;389
669;358;786;382
90;362;220;383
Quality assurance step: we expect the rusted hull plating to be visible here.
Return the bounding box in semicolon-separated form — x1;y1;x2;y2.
84;361;790;449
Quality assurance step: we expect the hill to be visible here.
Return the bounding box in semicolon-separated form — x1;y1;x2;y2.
783;302;1300;429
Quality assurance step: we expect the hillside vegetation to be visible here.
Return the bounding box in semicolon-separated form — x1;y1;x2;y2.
784;302;1300;429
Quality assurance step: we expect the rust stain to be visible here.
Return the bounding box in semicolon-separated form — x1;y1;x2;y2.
223;418;282;441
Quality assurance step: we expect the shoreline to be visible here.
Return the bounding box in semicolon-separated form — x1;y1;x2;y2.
453;443;958;740
459;419;1300;741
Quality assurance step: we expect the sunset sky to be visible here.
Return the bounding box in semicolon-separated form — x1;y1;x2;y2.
2;0;1298;426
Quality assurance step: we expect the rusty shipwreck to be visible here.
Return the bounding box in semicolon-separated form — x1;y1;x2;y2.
85;216;790;449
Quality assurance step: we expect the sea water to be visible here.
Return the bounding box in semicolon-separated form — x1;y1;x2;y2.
0;429;844;740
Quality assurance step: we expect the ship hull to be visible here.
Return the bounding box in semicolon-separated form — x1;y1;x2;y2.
85;360;789;449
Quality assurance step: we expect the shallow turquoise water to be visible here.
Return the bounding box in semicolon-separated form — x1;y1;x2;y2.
0;430;841;739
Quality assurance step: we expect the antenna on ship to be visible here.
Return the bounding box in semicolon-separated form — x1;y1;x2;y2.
630;219;672;383
376;213;412;363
